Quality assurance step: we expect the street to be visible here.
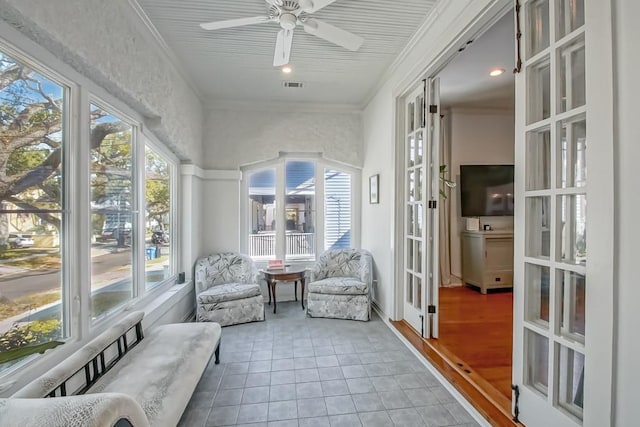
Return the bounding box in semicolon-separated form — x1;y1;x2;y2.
0;248;135;300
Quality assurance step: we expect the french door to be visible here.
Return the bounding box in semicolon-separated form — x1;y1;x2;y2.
403;78;440;338
512;0;613;425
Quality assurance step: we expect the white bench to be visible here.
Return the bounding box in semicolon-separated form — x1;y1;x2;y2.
0;311;221;427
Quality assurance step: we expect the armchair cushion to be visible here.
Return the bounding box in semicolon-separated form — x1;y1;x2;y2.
197;283;262;304
308;277;368;295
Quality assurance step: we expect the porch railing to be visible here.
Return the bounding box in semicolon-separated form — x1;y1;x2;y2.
248;232;315;259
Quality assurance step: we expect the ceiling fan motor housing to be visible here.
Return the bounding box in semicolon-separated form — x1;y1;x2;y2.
279;13;297;30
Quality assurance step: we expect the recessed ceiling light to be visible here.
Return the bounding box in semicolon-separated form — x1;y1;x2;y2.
282;65;292;74
489;68;505;77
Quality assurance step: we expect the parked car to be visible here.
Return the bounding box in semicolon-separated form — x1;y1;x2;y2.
151;230;169;245
8;233;35;249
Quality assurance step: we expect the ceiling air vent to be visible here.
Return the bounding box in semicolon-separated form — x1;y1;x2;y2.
283;81;304;88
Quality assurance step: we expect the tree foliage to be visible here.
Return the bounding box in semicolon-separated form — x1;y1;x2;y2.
0;52;170;235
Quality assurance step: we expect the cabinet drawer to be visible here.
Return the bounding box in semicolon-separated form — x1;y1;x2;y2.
483;271;513;286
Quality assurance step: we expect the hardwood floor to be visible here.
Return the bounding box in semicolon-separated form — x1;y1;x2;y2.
438;286;513;400
391;285;517;426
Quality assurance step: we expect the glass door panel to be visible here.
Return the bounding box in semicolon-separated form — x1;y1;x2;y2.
556;344;584;421
557;269;585;341
558;35;586;113
558;117;586;188
556;0;584;39
515;1;598;424
525;196;551;258
526;128;551;190
525;263;551;326
558;194;586;265
526;58;551;124
525;329;550;396
403;85;427;335
526;0;550;58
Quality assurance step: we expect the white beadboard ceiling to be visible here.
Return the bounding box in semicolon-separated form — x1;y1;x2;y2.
135;0;437;107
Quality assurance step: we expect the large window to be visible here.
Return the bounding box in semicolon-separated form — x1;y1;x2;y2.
244;155;357;262
0;42;178;375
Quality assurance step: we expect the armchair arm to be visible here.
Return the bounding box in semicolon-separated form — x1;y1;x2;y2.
358;250;373;291
0;393;150;427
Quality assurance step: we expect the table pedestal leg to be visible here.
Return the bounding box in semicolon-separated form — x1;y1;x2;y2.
294;281;298;301
301;277;305;310
267;279;272;305
271;280;277;314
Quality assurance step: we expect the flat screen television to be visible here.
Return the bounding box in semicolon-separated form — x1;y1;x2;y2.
460;165;514;217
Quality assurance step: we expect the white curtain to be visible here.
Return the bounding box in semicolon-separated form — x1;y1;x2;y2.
439;114;453;286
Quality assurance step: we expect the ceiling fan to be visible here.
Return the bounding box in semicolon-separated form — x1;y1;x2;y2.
199;0;364;67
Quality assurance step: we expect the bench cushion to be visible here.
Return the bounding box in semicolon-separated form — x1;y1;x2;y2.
88;322;221;427
197;283;261;304
308;277;369;295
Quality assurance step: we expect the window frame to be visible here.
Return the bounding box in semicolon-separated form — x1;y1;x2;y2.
240;152;361;265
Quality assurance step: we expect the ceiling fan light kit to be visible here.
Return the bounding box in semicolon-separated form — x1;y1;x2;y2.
199;0;363;67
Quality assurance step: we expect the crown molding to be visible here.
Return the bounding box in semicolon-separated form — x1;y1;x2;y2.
127;0;203;103
205;98;363;115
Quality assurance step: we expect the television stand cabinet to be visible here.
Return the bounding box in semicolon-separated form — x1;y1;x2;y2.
461;230;514;294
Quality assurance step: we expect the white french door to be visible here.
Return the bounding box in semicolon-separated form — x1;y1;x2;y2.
512;0;613;425
403;78;440;338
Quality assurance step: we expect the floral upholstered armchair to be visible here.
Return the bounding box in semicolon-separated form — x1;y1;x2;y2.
307;248;373;321
194;252;265;326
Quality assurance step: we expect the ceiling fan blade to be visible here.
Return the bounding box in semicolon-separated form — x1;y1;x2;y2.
273;28;294;66
303;18;364;51
298;0;339;13
265;0;284;5
200;16;271;31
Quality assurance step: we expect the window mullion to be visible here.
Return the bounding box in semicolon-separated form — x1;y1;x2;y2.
76;86;91;339
316;162;325;257
134;127;145;298
275;162;286;259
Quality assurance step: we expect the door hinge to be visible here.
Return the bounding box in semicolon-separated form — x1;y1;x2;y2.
419;314;424;337
429;104;438;114
428;200;437;209
511;384;520;423
427;305;436;314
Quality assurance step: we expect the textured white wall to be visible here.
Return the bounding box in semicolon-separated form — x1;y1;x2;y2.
202;108;363;169
0;0;204;163
613;0;640;424
448;109;515;279
201;178;241;254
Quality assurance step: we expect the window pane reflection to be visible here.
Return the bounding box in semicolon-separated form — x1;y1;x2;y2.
558;194;586;265
145;146;172;290
0;49;67;372
90;103;133;319
248;168;276;259
525;197;551;259
325;169;351;250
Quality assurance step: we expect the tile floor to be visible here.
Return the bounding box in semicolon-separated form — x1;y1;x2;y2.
179;301;480;427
